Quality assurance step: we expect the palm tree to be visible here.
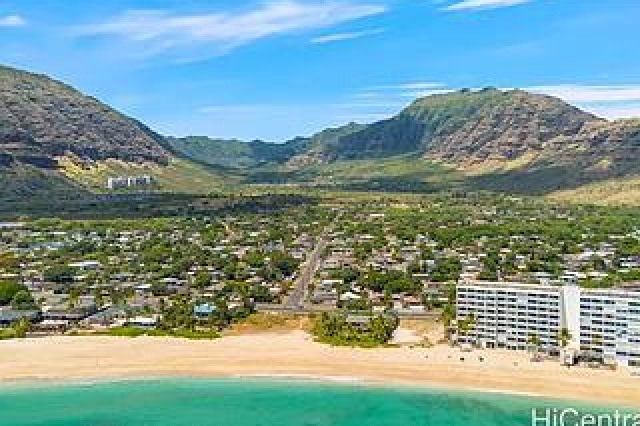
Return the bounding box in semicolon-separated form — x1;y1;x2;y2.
67;288;81;311
124;287;135;306
93;288;104;309
457;314;476;347
557;328;572;349
440;303;456;343
467;314;477;345
370;315;393;344
588;335;603;365
13;318;31;338
528;333;542;361
441;303;455;327
158;297;166;316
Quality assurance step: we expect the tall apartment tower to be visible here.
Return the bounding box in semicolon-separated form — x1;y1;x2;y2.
456;280;639;367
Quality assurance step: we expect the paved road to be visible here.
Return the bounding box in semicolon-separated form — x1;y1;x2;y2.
256;303;441;319
285;234;328;309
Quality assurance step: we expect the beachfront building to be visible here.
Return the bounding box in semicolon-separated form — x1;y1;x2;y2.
579;289;640;367
456;281;567;354
456;280;640;367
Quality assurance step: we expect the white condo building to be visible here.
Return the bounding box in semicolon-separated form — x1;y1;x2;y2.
580;289;640;367
456;281;640;367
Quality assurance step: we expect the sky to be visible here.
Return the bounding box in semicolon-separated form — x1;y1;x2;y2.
0;0;639;141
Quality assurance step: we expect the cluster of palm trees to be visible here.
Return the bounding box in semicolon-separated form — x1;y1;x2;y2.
0;317;31;339
456;314;477;344
311;312;398;346
527;328;573;359
444;308;581;364
158;295;252;332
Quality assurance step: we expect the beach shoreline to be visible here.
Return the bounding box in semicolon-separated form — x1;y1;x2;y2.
0;331;638;407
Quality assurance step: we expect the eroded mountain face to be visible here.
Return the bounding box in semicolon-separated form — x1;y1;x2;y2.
0;66;169;167
2;62;640;199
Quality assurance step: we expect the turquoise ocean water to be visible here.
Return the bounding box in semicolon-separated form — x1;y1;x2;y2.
0;378;629;426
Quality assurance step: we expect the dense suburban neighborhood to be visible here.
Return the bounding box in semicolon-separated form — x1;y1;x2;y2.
0;194;639;367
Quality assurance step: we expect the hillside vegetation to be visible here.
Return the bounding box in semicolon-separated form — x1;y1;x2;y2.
0;66;168;165
167;122;364;169
0;65;224;198
167;88;640;200
1;62;640;204
57;156;235;193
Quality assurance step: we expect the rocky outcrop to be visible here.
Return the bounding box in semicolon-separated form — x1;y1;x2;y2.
0;65;169;166
420;89;601;163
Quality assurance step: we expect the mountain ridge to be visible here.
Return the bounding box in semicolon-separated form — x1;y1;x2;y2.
168;87;640;191
0;64;225;197
1;63;640;203
0;65;169;168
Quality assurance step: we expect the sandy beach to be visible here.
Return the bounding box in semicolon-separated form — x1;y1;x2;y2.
0;331;638;407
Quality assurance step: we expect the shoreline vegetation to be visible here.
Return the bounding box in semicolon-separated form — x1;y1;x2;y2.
67;312;305;339
0;330;638;408
76;326;221;340
311;312;399;348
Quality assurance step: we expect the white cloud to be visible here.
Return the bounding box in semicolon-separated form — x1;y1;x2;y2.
359;82;640;106
311;28;384;44
74;1;386;57
356;82;454;102
335;112;392;122
586;105;640;120
444;0;532;12
400;88;457;98
331;101;407;109
349;82;453;108
0;15;26;27
367;81;445;91
525;85;640;103
357;82;640;119
351;92;387;99
522;84;640;120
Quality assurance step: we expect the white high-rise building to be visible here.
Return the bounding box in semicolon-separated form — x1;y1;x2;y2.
456;281;568;354
579;289;640;367
106;175;153;190
456;281;640;367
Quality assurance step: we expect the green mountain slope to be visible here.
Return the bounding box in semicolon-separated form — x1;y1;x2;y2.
165;137;299;169
0;65;169;165
2;62;640;204
165;88;640;199
167;122;365;169
0;65;228;198
291;88;599;165
260;89;639;198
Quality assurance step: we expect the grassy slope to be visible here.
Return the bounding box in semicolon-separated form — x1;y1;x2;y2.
0;164;86;201
252;151;602;195
250;154;460;187
306;155;459;184
166;137;270;169
8;143;640;207
548;176;640;205
404;88;508;123
57;156;238;193
53;151;640;205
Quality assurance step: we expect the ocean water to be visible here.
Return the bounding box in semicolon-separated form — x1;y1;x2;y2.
0;378;627;426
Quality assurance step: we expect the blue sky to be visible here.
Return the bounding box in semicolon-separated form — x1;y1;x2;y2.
0;0;639;141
